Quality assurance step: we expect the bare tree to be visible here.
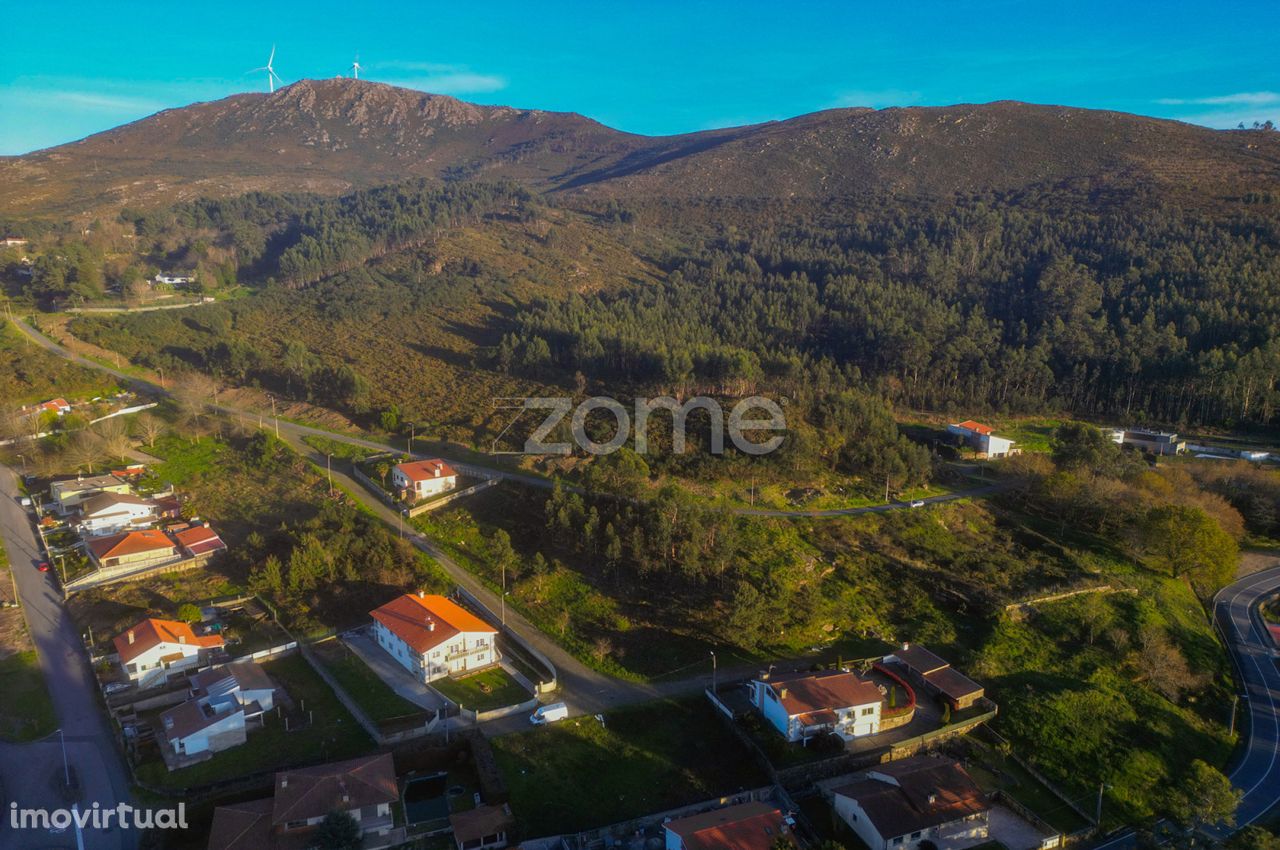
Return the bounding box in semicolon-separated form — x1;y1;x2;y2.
94;417;131;463
172;371;218;435
66;431;107;475
134;413;165;448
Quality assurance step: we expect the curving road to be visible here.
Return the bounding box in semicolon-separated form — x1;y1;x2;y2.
1214;563;1280;828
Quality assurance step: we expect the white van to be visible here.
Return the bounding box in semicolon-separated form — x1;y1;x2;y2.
529;702;569;725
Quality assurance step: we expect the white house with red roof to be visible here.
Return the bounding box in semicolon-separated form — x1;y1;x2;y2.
370;592;497;683
749;669;884;743
114;617;225;689
391;459;458;502
664;801;793;850
946;420;1016;458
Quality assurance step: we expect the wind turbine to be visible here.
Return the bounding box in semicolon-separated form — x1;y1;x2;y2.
350;54;362;80
251;45;284;93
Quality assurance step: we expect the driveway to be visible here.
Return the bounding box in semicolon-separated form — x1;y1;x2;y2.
340;627;444;712
0;463;136;850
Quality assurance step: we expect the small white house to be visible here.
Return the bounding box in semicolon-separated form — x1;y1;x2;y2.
748;670;883;743
154;272;195;286
947;421;1016;458
161;661;279;759
832;756;991;850
370;592;497;683
113;618;225;689
391;459;458;502
161;695;248;758
76;492;159;536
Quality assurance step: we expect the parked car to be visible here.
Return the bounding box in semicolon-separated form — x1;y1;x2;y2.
18;496;31;507
529;702;569;725
35;561;49;572
909;500;926;508
103;682;131;695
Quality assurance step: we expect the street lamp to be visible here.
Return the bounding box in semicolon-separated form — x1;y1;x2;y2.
57;728;70;787
709;651;717;694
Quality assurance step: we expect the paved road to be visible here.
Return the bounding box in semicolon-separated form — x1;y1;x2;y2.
1214;564;1280;828
0;464;137;850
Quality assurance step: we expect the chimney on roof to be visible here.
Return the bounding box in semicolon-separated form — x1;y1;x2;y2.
339;779;350;804
427;618;435;632
902;641;910;651
418;590;425;598
179;635;187;644
928;793;937;805
780;687;789;699
127;630;135;645
280;776;288;789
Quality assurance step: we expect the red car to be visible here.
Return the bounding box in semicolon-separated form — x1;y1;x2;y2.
36;561;49;573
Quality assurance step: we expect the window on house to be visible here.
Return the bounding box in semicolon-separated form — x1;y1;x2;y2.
862;707;875;716
911;832;922;840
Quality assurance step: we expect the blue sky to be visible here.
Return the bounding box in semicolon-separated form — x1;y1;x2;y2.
2;0;1278;155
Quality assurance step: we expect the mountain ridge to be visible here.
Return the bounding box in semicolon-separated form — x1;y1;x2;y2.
4;78;1279;216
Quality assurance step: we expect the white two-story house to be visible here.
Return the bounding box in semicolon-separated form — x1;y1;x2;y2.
749;669;883;743
831;756;991;850
76;492;160;536
113;617;225;689
391;459;458;502
371;592;498;683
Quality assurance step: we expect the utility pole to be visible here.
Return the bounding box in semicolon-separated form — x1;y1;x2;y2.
326;454;333;495
269;395;280;438
710;650;717;694
501;562;507;627
1095;782;1111;825
409;423;415;456
58;728;70;787
1230;694;1240;736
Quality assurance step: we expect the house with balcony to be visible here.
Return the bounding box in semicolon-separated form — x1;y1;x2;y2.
391;458;458;502
208;754;400;850
370;592;498;683
748;669;883;743
113;617;225;689
831;756;991;850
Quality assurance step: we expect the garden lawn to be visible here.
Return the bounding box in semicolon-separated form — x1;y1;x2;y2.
0;651;56;742
134;653;374;789
313;640;424;724
491;697;766;836
429;667;531;713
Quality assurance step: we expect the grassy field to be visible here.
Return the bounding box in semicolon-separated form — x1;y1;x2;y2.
301;433;382;462
491;697;767;836
312;639;425;724
0;319;115;406
134;653;374;789
0;651;57;742
430;666;531;713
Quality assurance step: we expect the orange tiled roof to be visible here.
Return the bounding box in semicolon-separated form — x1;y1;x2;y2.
666;802;790;850
87;529;176;560
953;420;994;435
113;617;223;665
394;458;458;483
765;670;882;717
370;593;494;655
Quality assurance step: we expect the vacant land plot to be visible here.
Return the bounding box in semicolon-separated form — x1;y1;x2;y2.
68;569;245;654
430;666;531;713
134;653;374;789
491;697;766;836
0;651;56;742
312;639;425;724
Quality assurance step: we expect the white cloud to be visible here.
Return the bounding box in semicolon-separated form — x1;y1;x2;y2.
830;89;922;109
371;60;507;95
45;91;167;112
1156;91;1280;106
